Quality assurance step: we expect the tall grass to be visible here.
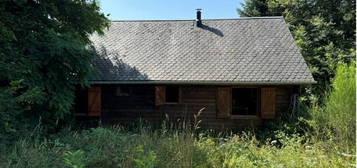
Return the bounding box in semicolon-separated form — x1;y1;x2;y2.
310;62;356;152
0;125;355;168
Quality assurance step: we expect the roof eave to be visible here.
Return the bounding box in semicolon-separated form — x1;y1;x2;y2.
89;80;316;85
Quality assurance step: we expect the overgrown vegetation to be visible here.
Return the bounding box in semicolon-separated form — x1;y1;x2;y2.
308;62;356;152
0;125;354;168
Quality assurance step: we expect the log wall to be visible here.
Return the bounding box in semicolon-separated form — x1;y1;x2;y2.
79;85;295;129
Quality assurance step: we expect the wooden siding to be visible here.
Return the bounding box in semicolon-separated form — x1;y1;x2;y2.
276;86;294;114
77;85;294;129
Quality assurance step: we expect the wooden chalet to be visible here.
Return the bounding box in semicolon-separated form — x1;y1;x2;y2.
74;11;315;129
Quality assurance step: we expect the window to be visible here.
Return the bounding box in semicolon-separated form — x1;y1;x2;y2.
165;86;179;103
232;88;259;116
116;86;130;96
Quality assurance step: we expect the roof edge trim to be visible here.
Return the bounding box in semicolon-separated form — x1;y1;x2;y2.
89;80;316;85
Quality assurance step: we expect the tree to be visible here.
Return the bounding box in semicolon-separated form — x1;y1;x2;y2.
237;0;270;17
237;0;356;102
0;0;109;136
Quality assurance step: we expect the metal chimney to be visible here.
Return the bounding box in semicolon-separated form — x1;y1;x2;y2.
196;9;202;27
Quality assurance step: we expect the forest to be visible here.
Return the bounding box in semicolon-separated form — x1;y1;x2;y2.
0;0;355;167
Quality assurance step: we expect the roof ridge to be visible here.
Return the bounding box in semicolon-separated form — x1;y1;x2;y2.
110;16;284;22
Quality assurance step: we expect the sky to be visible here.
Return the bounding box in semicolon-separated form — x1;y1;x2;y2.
99;0;245;20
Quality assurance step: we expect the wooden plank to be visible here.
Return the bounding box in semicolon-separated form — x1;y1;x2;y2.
88;87;101;116
155;86;166;105
261;87;276;119
98;85;290;128
216;87;231;119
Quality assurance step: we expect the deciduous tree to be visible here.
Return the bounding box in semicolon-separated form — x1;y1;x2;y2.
0;0;109;135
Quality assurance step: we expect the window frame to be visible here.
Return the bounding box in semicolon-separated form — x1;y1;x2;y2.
230;86;261;119
164;86;181;104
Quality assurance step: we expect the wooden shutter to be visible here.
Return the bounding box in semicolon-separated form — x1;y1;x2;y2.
216;87;231;119
155;86;166;106
88;87;101;116
261;87;276;119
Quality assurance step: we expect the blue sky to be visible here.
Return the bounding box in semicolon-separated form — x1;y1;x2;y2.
99;0;245;20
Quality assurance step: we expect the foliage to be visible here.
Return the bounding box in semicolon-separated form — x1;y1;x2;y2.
133;145;157;168
0;0;109;137
237;0;356;102
237;0;271;17
0;126;355;168
64;150;86;168
309;62;356;152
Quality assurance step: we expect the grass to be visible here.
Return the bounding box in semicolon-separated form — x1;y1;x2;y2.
0;126;355;168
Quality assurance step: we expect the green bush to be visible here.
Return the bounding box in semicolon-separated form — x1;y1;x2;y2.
310;62;356;152
133;145;157;168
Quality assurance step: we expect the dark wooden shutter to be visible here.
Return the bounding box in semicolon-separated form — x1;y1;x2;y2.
88;87;101;116
155;86;166;106
216;87;231;119
261;87;276;119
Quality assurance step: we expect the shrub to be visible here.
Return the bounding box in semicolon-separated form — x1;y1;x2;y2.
64;150;86;168
310;62;356;152
132;145;157;168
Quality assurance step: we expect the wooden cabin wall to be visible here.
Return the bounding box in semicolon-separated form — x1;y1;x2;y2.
96;85;294;129
101;85;157;124
276;87;294;114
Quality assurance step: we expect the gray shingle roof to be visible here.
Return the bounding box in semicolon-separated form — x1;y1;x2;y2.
90;16;315;84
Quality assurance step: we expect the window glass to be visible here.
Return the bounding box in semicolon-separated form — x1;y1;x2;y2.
232;88;258;115
165;86;179;103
